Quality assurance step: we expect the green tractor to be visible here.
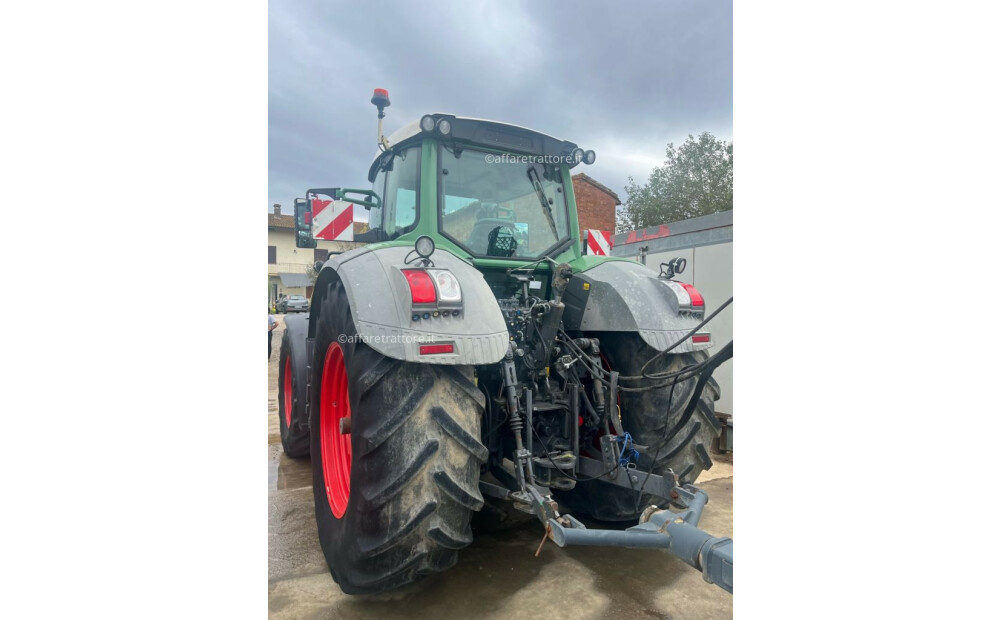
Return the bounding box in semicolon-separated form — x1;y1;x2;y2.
278;88;733;595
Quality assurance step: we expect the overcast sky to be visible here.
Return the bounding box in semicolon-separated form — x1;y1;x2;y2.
268;1;732;218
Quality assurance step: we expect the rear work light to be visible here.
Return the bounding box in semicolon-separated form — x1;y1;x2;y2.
402;269;437;304
419;343;455;355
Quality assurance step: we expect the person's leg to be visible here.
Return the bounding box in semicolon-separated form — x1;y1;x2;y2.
268;332;272;359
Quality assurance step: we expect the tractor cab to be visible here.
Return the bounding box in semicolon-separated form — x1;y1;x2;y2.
295;89;598;269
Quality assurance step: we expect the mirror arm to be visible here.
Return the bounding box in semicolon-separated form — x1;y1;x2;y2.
334;188;382;211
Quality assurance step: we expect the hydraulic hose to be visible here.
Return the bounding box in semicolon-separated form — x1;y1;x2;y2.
634;296;733;381
662;340;733;445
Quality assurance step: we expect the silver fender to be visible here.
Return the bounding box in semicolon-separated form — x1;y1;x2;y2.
310;246;508;365
562;261;713;353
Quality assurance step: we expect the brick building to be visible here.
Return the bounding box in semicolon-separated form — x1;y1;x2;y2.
571;173;621;237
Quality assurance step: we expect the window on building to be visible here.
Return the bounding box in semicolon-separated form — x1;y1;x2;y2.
268;246;277;264
314;248;329;262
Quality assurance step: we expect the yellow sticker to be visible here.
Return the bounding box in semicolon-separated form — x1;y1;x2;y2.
583;282;591;291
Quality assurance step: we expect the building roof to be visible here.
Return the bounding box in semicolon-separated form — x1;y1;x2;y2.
268;212;295;230
572;173;621;205
611;209;733;256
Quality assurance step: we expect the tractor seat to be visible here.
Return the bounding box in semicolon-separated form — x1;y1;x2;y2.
486;226;517;257
468;218;514;254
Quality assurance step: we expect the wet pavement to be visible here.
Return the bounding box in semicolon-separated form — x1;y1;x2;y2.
268;318;734;619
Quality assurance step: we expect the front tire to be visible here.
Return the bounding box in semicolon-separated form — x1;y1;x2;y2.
310;281;488;594
556;334;721;522
277;323;310;457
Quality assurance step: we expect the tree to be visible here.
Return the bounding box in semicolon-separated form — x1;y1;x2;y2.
617;132;733;232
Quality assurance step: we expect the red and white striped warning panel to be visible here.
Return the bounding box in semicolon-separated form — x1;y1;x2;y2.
585;229;613;255
311;198;354;241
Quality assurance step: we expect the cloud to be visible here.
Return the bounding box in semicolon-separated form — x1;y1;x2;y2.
269;0;731;211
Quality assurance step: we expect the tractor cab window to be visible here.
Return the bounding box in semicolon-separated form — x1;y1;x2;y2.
368;147;419;240
439;148;569;258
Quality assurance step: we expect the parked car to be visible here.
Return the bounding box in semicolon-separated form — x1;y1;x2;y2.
277;294;309;313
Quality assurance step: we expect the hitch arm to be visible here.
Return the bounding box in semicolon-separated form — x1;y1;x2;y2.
546;486;733;594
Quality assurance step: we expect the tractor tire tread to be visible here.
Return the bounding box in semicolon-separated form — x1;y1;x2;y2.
310;280;486;594
278;325;311;458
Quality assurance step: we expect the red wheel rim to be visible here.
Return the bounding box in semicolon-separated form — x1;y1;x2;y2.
283;357;293;428
319;341;351;518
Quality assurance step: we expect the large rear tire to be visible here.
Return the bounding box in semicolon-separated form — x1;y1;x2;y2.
556;334;721;522
277;320;310;457
310;281;488;594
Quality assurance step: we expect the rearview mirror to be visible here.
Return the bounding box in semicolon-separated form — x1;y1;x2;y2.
293;198;316;249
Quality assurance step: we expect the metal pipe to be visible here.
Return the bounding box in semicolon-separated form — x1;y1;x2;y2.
526;389;533;457
570;388;579;460
525;389;535;481
545;485;733;594
549;522;669;548
683;489;708;528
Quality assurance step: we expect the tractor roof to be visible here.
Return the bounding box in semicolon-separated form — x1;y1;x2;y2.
385;115;568;150
369;114;579;181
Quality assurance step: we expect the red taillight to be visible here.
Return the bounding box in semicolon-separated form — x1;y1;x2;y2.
692;334;711;344
419;343;454;355
402;270;437;304
680;283;704;307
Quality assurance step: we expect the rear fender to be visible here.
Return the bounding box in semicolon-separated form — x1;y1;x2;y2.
562;261;713;353
309;246;508;364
